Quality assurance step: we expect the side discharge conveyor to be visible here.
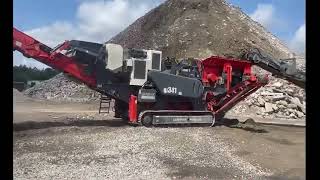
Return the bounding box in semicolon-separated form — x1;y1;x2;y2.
241;48;305;88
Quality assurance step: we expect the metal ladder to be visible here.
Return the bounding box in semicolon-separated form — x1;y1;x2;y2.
98;94;114;114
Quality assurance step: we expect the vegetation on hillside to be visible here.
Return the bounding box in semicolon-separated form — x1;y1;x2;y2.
13;65;60;83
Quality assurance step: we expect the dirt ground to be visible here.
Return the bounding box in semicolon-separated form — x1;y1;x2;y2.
13;98;305;179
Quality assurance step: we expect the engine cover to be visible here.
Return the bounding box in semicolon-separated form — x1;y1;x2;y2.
148;71;204;99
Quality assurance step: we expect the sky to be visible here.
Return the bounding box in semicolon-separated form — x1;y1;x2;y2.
13;0;305;69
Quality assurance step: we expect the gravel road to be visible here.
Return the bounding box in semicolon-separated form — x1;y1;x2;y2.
13;118;305;179
13;95;305;179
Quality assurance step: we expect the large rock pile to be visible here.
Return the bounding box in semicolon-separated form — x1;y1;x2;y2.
228;76;305;119
24;74;100;102
226;59;305;120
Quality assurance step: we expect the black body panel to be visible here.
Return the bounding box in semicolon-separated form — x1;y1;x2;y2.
125;48;147;59
65;40;103;75
152;53;161;70
133;61;146;79
94;58;132;103
148;71;204;99
68;40;103;56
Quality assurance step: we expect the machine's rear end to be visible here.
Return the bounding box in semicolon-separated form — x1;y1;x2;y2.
134;55;269;126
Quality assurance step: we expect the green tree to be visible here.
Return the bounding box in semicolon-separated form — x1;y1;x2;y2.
13;65;60;83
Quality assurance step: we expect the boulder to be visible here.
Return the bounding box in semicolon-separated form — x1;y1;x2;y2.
265;102;274;113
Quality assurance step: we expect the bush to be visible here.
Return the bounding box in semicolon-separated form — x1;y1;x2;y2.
13;65;60;83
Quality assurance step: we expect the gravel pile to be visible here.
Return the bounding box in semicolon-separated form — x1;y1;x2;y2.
14;88;26;100
23;74;100;102
109;0;294;60
228;75;305;119
13;88;34;103
13;126;272;179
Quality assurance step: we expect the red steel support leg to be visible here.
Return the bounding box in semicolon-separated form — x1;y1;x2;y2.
243;64;257;82
128;95;138;123
223;63;232;91
243;65;251;76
